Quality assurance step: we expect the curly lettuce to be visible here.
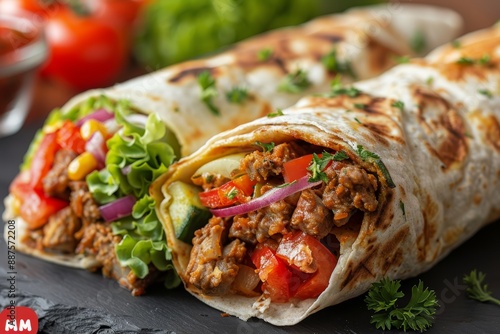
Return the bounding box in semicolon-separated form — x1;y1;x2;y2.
86;99;180;288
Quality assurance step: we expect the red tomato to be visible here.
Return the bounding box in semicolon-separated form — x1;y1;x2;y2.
29;131;60;190
199;175;256;208
251;245;292;302
40;6;128;90
90;0;150;30
277;231;337;299
282;154;313;183
10;173;68;229
0;0;59;18
56;121;86;154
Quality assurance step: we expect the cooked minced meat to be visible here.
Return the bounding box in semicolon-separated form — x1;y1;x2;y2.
186;216;246;294
76;223;158;296
192;173;230;191
290;189;333;239
240;142;308;182
43;149;77;198
323;162;378;226
42;206;82;253
69;181;101;226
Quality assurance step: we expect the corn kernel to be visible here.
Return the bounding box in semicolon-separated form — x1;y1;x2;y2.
68;152;98;181
80;119;108;141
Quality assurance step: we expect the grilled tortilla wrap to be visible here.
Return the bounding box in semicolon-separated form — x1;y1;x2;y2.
152;25;500;325
2;4;462;295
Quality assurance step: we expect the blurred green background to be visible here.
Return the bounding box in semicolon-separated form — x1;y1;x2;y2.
134;0;384;69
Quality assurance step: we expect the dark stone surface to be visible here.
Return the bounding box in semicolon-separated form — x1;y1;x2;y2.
1;122;499;334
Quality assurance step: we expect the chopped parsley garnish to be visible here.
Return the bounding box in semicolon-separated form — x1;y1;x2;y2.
410;30;426;54
456;55;491;66
329;75;362;97
354;117;362;124
354;103;366;110
278;69;312;93
478;89;493;98
226;187;238;200
399;200;406;218
258;48;273;61
255;141;275;152
321;49;357;79
391;100;405;112
463;270;500;306
197;71;220;116
451;40;461;48
395;55;410;64
426;76;434;86
365;278;439;332
267;109;284;117
356;145;395;188
226;87;249;104
307;151;349;183
277;180;297;188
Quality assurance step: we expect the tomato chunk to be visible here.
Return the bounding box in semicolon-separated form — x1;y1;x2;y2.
282;154;313;183
29;132;60;191
277;231;337;299
56;121;86;154
199;174;256;208
251;245;292;302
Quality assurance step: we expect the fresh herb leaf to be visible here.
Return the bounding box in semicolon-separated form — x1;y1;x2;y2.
479;54;491;65
396;55;410;64
478;89;493;98
226;87;249;104
321;49;357;79
258;48;273;61
392;100;405;112
356;145;395;188
463;270;500;306
354;103;366;110
267;109;284;117
354;117;362;124
426;77;434;86
226;187;239;200
278;69;312;93
276;180;297;188
307;152;330;183
197;71;220;115
451;40;461;48
400;200;406;219
333;150;349;161
255;141;275;152
329;76;362;97
410;30;426;54
456;55;491;66
365;278;439;332
456;56;475;65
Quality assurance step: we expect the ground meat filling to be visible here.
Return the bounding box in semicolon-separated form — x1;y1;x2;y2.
186;216;246;295
187;142;381;296
42;206;81;253
43;149;77;198
240;142;308;182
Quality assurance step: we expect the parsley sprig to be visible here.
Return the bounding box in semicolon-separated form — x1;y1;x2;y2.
356;145;395;188
198;71;220;116
321;49;357;79
328;75;362;97
365;278;439;332
463;270;500;306
278;69;312;93
307;151;349;183
226;87;249;104
255;141;275;152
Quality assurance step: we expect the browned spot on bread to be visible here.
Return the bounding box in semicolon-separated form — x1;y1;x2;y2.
380;226;408;274
169;66;215;83
340;249;377;290
366;37;401;75
473;194;482;205
481;115;500;152
373;190;394;230
312;32;344;43
417;194;439;262
413;87;468;169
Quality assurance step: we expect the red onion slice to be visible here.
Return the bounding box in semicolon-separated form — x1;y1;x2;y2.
210;176;321;218
76;108;114;127
99;195;136;222
85;132;106;169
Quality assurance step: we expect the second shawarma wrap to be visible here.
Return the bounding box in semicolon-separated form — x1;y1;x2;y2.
152;25;500;325
3;4;461;295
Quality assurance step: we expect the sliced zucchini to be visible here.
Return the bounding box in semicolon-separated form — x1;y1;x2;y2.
168;181;212;244
192;153;246;179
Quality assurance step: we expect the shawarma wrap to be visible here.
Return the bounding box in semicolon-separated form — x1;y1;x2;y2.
2;4;463;295
151;25;500;324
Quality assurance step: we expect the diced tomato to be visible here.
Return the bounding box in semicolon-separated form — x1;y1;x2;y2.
29;132;60;191
56;121;86;154
251;245;292;302
277;231;337;299
282;154;313;183
199;174;256;208
10;175;68;229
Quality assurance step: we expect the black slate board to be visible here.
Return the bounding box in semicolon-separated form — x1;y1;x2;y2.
1;122;499;334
